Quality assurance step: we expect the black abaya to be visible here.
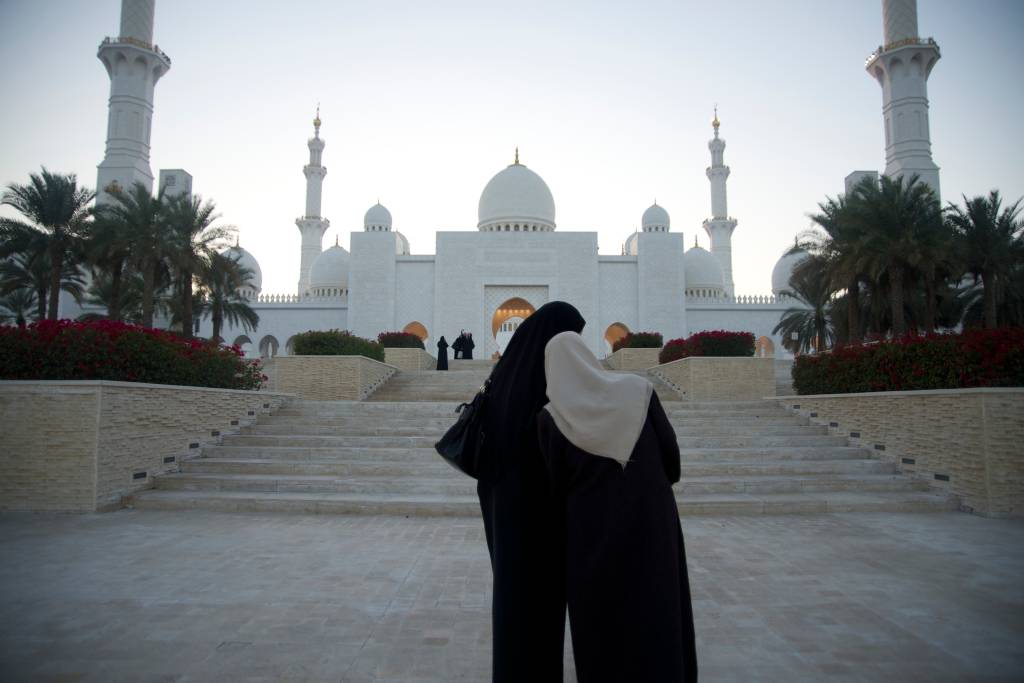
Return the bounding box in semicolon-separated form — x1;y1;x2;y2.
464;334;475;359
477;301;586;683
436;336;449;371
537;393;698;682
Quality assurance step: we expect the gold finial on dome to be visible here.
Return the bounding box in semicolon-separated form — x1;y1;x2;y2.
313;103;321;129
712;104;720;130
514;146;520;165
694;234;699;249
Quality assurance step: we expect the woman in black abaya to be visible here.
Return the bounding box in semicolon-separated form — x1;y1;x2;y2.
477;301;585;683
537;331;697;682
436;336;449;371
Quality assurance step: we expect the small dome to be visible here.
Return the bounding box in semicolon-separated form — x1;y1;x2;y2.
641;203;670;232
685;245;726;295
364;203;392;232
478;160;556;232
222;245;262;294
309;244;350;293
772;247;809;296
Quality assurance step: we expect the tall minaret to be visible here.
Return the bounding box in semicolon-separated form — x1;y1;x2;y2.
866;0;941;197
702;109;738;297
295;108;330;296
96;0;171;204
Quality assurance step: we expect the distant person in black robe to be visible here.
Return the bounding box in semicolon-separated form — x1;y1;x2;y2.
452;330;465;359
463;332;475;359
436;336;449;371
477;301;586;683
537;331;697;682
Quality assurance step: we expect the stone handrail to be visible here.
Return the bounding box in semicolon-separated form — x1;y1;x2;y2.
865;37;938;64
255;293;301;303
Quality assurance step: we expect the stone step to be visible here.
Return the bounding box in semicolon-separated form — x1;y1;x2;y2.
245;419;458;435
669;408;793;418
276;401;462;416
129;488;957;516
222;434;443;449
187;454;895;477
157;471;928;496
679;446;870;462
677;434;849;448
675;424;824;436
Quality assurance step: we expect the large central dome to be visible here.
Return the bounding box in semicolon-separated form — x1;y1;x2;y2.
478;157;556;232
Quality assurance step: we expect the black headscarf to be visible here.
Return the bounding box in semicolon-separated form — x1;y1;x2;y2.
437;336;448;348
484;301;586;471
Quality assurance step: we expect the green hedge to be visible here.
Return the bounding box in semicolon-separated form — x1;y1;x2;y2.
290;329;385;361
612;331;663;352
659;330;755;364
0;319;264;389
791;328;1024;395
377;331;425;349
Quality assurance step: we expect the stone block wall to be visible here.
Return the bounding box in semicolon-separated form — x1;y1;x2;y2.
384;348;436;371
650;357;775;401
606;348;661;370
0;381;291;512
771;389;1024;517
265;356;396;400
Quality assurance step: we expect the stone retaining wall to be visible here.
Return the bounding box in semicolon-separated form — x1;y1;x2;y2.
606;348;661;370
264;355;396;400
771;388;1024;518
384;348;436;371
0;381;291;512
650;357;775;401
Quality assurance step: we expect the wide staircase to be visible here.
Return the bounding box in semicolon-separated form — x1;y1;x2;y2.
131;361;957;515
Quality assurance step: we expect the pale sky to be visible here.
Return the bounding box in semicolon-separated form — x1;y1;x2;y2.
1;0;1022;296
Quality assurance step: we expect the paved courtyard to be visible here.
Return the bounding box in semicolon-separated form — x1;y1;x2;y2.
0;510;1021;683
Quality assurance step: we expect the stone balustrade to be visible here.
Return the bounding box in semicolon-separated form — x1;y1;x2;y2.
0;380;291;512
650;357;776;401
606;347;661;370
263;355;396;400
771;388;1024;518
384;348;437;371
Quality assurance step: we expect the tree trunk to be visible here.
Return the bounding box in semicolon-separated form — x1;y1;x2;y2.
181;268;193;338
108;260;123;322
212;310;222;344
36;283;47;321
141;257;156;329
923;272;937;334
47;241;63;320
890;265;905;336
982;270;998;329
846;277;860;344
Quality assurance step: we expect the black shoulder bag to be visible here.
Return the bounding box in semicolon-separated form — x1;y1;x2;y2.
434;379;490;479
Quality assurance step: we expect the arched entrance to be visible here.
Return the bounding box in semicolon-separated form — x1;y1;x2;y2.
402;321;428;341
755;335;775;358
492;297;536;355
258;335;279;359
232;335;255;358
604;322;630;356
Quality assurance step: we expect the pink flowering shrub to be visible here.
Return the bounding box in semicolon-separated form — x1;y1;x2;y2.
659;330;756;364
0;319;265;390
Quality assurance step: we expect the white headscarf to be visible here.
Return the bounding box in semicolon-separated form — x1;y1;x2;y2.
542;331;654;466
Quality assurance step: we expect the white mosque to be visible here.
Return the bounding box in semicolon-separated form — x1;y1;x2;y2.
84;0;942;361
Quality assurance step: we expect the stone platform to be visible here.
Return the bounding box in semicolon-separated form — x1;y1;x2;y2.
0;509;1021;682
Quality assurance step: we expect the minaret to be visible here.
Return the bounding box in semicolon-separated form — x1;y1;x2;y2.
96;0;171;204
295;108;330;296
866;0;941;197
702;108;738;297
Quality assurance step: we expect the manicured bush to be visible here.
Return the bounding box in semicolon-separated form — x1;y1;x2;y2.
377;331;425;349
0;319;265;389
291;329;385;361
612;331;663;352
791;328;1024;395
659;330;756;364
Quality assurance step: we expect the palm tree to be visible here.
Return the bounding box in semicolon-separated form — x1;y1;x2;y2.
802;193;865;344
0;168;94;319
79;269;145;324
197;251;259;342
103;182;170;328
0;250;85;321
86;203;137;322
773;255;835;354
946;190;1024;329
0;288;38;327
847;173;942;336
164;193;233;338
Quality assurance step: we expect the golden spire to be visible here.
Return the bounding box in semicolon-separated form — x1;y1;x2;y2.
313;103;321;132
694;234;699;248
235;235;240;248
712;104;720;130
514;146;520;165
335;235;339;247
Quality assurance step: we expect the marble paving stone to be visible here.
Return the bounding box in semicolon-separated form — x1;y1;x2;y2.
0;510;1022;682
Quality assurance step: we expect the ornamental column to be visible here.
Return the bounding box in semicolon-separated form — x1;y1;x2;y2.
296;108;330;296
702;109;738;297
96;0;171;204
865;0;941;197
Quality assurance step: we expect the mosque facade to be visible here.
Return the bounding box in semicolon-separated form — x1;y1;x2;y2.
78;0;942;361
